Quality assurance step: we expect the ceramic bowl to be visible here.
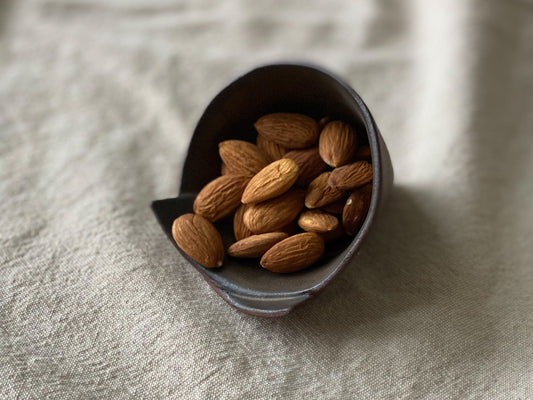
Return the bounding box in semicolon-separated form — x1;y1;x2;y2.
152;63;393;317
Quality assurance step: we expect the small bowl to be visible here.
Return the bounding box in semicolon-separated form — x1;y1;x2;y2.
152;63;393;317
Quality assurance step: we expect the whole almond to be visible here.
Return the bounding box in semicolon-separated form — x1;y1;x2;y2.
193;175;250;222
260;232;325;273
233;204;253;241
328;161;373;190
343;183;373;235
219;140;269;176
298;210;339;233
319;121;358;167
172;213;224;268
227;232;288;258
242;158;299;204
284;147;328;186
244;189;305;234
256;133;287;162
254;113;319;149
355;145;372;162
305;172;345;209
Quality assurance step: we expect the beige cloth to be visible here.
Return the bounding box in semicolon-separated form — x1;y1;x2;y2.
1;0;532;398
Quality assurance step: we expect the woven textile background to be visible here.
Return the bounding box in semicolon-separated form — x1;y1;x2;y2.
1;0;532;398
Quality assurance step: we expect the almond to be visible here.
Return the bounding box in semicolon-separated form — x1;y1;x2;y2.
305;172;345;209
233;204;253;241
328;161;373;190
193;175;250;222
260;232;325;273
298;210;339;233
284;147;328;186
254;113;319;149
243;189;305;234
343;183;372;235
318;121;358;167
227;232;288;258
241;158;299;204
172;214;224;268
355;145;372;162
256;133;287;162
219;140;269;176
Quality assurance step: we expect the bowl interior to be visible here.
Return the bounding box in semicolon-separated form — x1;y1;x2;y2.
166;64;378;298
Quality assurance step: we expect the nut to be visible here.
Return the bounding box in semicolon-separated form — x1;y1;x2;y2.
260;232;325;273
298;209;340;233
254;113;319;149
219;140;269;176
172;214;224;268
243;189;305;234
241;158;299;204
193;174;250;222
319;120;358;167
227;232;288;258
343;183;372;235
328;161;373;190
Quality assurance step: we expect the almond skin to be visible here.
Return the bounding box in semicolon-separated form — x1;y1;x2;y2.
260;232;325;273
319;120;358;167
193;175;250;222
328;161;373;190
298;210;339;233
221;162;229;175
254;113;319;149
219;140;269;176
233;204;253;241
305;172;345;209
284;147;328;186
172;214;224;268
343;183;373;235
256;133;287;162
355;145;372;162
243;189;306;234
242;158;299;204
227;232;288;258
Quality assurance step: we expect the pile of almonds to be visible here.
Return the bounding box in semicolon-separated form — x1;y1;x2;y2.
172;113;373;273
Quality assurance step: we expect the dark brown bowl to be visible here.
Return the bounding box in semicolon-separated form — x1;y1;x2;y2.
151;63;393;317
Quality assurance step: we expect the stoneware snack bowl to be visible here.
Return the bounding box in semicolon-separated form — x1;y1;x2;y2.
151;63;393;317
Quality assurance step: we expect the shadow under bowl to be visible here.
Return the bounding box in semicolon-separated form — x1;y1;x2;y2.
152;63;393;317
